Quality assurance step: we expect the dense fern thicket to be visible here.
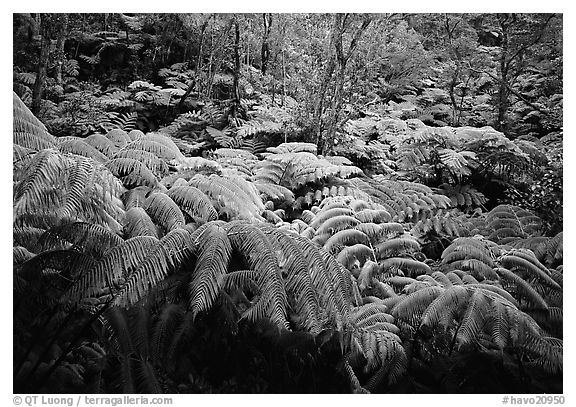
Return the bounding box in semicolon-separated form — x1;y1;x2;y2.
13;13;562;394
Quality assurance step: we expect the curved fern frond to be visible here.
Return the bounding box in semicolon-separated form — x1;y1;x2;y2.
380;257;431;277
143;193;186;233
13;92;56;151
495;267;549;309
85;134;120;158
323;229;371;255
189;224;231;314
106;158;158;188
225;222;289;329
67;236;159;304
115;229;194;307
375;238;420;259
167;186;218;223
124;207;159;238
112;149;169;178
39;221;123;257
106;128;132;148
500;255;560;289
57;138;109;163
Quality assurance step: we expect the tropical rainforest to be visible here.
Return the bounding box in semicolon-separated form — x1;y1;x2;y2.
13;13;563;394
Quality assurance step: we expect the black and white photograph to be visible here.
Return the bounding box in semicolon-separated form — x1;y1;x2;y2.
12;9;565;398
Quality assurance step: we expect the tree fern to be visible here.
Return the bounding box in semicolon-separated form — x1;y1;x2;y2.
14;149;124;232
123;207;159;239
143;193;186;233
57;138;109;163
106;128;132;148
114;229;195;307
39;222;123;257
380;257;431;277
499;254;560;289
67;235;159;305
13;92;57;151
106;158;158;188
225;222;289;329
84;134;120;158
165;185;217;223
189;174;264;221
189;224;231;315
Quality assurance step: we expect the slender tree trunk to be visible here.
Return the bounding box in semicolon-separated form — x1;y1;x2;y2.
32;14;51;115
179;17;209;109
261;13;272;74
54;14;69;87
231;17;241;118
313;16;338;151
496;15;510;132
319;14;372;155
281;47;286;106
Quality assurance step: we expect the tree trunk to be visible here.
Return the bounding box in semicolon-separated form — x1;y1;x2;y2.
179;17;209;110
32;14;51;115
261;13;272;75
318;14;372;155
54;14;69;87
313;16;339;152
231;17;241;118
496;14;510;132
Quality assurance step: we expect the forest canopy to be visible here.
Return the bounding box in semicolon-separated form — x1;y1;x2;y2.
13;13;563;394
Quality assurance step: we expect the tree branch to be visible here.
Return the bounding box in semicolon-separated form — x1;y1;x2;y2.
466;63;550;115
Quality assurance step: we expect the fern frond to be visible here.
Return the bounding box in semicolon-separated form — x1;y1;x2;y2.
225;222;289;329
106;129;132;148
166;186;218;223
106;158;158;188
375;238;420;259
57;138;109;163
189;224;231;314
323;229;371;255
84;134;119;158
380;257;431;277
391;286;444;328
143;193;186;233
336;244;375;271
420;285;469;330
500;255;560;289
68;236;159;304
189;174;264;221
39;221;123;257
123;207;159;238
495;267;549;309
309;207;354;229
115;229;194;307
455;290;489;348
112;149;169;177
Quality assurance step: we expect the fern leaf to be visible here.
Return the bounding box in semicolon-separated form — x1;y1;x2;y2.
189;224;231;314
380;258;431;277
323;229;371;255
495;267;549;309
84;134;120;158
57;138;109;163
144;193;185;233
391;286;444;328
106;129;132;148
106;158;158;188
167;186;218;223
500;255;560;289
375;238;420;259
68;236;159;304
225;222;289;329
124;207;159;238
